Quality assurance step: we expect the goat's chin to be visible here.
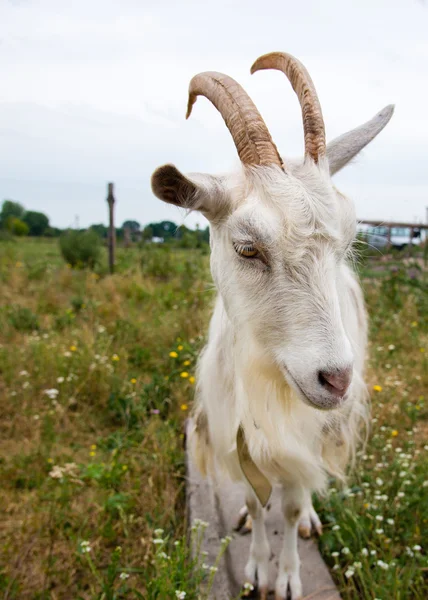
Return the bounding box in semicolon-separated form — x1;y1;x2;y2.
282;365;347;411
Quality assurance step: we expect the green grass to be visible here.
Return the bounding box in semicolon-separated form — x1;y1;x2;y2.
0;238;427;599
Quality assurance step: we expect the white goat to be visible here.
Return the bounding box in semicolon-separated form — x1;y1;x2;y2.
151;51;393;600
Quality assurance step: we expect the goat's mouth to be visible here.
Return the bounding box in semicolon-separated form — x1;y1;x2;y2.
282;365;347;411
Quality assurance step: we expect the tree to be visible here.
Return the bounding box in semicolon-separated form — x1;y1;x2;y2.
122;220;140;232
23;211;49;236
146;220;177;240
90;224;109;238
0;200;25;228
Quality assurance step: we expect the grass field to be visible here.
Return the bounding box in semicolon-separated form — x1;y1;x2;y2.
0;238;427;599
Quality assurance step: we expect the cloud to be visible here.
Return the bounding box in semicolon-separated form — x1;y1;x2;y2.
0;0;427;227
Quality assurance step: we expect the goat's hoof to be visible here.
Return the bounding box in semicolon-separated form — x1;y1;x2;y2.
298;505;323;538
275;569;302;600
235;505;249;531
259;586;268;600
298;523;311;539
245;550;270;598
242;514;253;534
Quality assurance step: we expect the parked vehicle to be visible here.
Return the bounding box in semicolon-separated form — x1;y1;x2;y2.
360;226;423;251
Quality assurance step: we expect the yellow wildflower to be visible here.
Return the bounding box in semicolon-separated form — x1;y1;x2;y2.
47;458;54;464
90;444;97;450
15;261;23;268
181;404;188;411
420;348;425;353
112;354;120;361
189;376;195;384
70;345;77;352
391;430;398;437
122;465;128;471
169;351;178;358
363;503;370;509
90;451;96;457
180;372;189;378
411;321;418;327
177;345;184;351
373;385;383;392
130;378;137;384
183;360;191;366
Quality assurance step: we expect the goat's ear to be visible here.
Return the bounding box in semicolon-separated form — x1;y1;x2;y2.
151;164;228;221
326;105;394;176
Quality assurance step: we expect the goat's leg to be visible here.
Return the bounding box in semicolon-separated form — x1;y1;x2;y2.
244;489;270;600
298;488;322;538
275;484;304;600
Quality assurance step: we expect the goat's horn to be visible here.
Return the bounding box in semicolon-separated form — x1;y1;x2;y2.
251;52;326;163
186;71;284;169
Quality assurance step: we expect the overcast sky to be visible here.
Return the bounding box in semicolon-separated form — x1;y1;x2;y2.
1;0;427;229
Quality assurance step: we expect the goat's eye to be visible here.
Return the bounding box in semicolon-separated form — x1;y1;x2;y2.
233;243;258;258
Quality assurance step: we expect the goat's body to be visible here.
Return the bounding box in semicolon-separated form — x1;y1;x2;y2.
192;254;369;496
152;51;392;598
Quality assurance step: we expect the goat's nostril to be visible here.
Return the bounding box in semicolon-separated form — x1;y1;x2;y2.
318;367;352;397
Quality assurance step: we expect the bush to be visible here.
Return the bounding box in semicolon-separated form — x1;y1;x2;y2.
59;230;101;269
8;218;29;237
6;306;39;331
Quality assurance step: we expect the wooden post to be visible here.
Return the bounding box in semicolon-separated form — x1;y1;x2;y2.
107;182;116;274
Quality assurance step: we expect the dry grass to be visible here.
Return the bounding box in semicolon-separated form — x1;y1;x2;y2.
0;238;427;599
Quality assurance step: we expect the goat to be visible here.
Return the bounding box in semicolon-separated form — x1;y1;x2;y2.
151;51;393;600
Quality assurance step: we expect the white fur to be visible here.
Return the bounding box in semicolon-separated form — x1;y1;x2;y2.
152;104;393;599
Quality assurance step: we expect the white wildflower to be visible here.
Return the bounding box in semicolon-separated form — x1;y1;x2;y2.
44;388;59;399
332;525;340;531
153;538;163;545
19;370;29;376
345;568;354;579
375;478;383;486
243;583;254;591
377;560;389;570
413;545;422;552
341;547;350;555
154;528;164;537
375;528;384;534
119;572;129;580
175;592;186;600
331;552;339;557
361;548;369;557
80;540;91;553
387;519;394;525
375;515;384;521
57;377;64;383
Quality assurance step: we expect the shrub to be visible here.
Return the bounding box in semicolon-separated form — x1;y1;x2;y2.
8;218;29;237
59;230;101;269
6;306;39;331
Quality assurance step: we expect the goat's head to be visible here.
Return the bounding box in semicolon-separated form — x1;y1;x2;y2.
151;52;393;411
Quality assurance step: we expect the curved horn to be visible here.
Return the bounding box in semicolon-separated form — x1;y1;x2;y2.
186;71;284;169
251;52;326;163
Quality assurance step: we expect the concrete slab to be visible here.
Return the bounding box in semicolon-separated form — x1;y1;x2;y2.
186;424;341;600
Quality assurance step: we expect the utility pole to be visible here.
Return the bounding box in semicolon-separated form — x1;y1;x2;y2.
107;183;116;274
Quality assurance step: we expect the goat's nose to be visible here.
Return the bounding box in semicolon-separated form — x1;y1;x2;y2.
318;366;353;398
